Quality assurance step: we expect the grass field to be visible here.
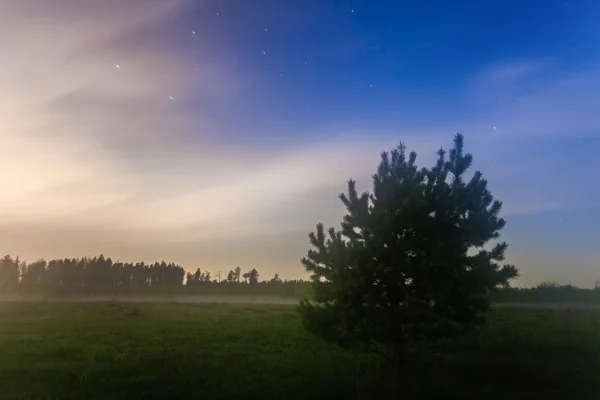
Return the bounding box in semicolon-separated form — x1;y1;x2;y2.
0;302;599;399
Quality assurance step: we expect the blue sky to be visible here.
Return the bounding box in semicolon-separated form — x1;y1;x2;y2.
0;0;598;286
179;0;600;141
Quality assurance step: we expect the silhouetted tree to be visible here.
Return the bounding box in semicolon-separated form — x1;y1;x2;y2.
20;259;47;287
234;266;241;283
185;272;193;285
270;273;282;283
298;133;518;367
536;281;560;290
226;270;235;283
242;271;250;284
248;269;259;284
0;255;19;291
185;268;202;285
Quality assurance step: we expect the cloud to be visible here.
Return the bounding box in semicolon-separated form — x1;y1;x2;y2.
466;59;600;137
469;59;550;88
0;1;233;245
457;59;600;219
495;67;600;137
1;2;597;286
0;2;234;206
0;0;443;269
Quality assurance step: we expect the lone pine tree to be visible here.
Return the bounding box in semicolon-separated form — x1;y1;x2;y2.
298;133;518;366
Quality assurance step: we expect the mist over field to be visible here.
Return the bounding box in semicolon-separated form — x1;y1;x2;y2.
0;294;297;305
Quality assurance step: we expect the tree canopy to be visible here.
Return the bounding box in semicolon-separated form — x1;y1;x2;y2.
297;133;518;365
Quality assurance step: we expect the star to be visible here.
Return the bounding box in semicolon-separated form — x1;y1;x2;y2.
216;12;220;16
351;9;355;13
493;126;497;129
264;28;268;32
115;64;120;68
262;51;266;55
192;31;196;35
169;96;174;100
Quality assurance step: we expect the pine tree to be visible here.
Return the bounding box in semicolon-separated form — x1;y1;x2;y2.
298;133;518;366
248;269;259;285
193;268;201;284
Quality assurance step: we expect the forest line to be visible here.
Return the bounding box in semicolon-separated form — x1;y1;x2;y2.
0;254;598;304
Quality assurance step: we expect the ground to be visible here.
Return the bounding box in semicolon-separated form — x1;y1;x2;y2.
0;301;599;399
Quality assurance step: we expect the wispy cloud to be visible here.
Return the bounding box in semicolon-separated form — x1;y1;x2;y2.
494;66;600;137
469;59;550;87
0;1;439;271
0;1;238;248
466;59;600;137
1;2;598;285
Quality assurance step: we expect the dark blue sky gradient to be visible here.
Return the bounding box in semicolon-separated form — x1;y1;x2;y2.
176;1;600;145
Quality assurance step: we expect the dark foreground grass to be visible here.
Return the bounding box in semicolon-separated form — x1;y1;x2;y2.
0;302;599;400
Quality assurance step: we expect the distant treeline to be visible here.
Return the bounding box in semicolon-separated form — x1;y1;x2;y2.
0;254;598;303
0;254;312;299
490;281;600;304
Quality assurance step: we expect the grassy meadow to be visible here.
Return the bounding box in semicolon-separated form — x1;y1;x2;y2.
0;301;599;400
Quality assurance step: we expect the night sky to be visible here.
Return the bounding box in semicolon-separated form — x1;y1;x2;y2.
1;0;599;286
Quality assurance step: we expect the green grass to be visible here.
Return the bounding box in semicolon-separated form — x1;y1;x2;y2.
0;302;599;399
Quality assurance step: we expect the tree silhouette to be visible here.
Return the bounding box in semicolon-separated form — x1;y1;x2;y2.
297;133;518;367
0;255;19;291
234;266;241;283
226;270;235;283
242;271;251;284
20;259;47;287
536;281;560;290
186;268;202;285
248;269;259;284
